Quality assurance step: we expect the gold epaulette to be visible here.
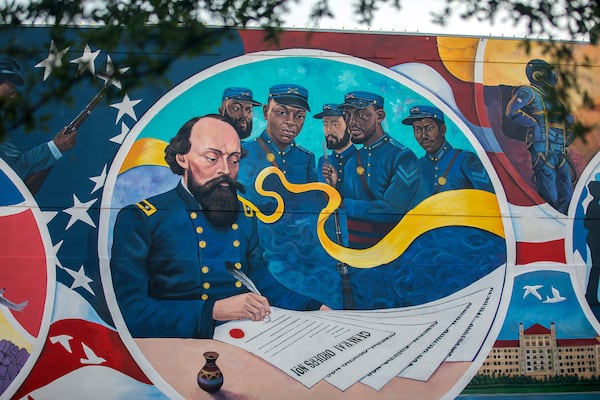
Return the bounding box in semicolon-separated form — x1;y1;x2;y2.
135;199;157;216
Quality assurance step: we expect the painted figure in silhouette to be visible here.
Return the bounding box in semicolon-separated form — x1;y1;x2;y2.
585;181;600;306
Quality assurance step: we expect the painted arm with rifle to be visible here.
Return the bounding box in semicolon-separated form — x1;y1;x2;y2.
0;55;79;191
0;53;120;194
21;83;110;194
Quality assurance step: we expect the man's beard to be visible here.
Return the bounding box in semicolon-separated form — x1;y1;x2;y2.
327;130;351;150
187;172;245;228
224;110;252;139
350;135;365;144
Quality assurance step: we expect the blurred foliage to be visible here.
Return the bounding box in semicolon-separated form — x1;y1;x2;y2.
0;0;598;139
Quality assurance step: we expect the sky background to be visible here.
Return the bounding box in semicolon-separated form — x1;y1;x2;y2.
498;270;597;340
275;0;581;40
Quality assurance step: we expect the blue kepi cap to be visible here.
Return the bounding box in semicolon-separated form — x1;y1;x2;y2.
222;87;261;106
268;84;310;111
401;105;445;125
0;56;24;86
340;91;384;109
313;103;344;119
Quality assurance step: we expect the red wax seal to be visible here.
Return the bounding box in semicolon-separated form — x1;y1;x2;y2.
229;328;245;339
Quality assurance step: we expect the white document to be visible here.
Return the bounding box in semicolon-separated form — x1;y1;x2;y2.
213;307;394;388
445;269;505;362
397;290;487;381
322;316;434;391
353;302;471;390
213;266;506;391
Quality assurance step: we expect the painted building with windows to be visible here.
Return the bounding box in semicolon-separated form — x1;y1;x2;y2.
480;322;600;379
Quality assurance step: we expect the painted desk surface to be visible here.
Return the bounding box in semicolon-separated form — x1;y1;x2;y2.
137;339;470;400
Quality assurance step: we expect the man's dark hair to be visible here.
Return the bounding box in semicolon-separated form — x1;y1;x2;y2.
164;114;232;175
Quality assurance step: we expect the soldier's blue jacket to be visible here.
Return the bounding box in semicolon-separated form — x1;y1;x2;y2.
316;145;357;187
337;134;419;248
415;142;494;199
238;130;317;212
0;137;61;179
110;181;321;339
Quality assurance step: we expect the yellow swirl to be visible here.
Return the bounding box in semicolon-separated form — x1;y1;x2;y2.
239;166;505;269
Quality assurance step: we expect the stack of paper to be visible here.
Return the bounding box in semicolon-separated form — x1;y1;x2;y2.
213;265;505;391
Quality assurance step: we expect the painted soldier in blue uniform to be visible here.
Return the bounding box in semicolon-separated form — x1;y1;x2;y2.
315;103;356;187
314;103;356;308
324;91;421;309
218;87;261;140
0;56;77;186
238;83;317;212
110;115;321;339
505;59;575;214
401;104;494;199
332;91;420;249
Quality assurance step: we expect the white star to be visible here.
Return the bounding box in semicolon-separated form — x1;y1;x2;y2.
53;240;64;270
65;265;95;295
35;40;70;81
63;194;97;230
39;209;58;226
89;165;107;194
110;93;142;123
96;54;130;90
110;122;130;144
70;44;101;77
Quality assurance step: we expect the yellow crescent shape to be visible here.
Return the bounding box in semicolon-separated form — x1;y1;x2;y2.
119;137;168;174
238;166;505;269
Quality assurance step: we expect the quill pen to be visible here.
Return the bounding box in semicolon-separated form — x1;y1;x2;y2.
225;262;271;322
225;261;261;295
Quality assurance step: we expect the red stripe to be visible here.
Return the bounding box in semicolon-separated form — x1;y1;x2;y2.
347;219;397;233
14;319;152;398
487;152;545;207
348;234;379;246
474;82;492;128
516;239;566;265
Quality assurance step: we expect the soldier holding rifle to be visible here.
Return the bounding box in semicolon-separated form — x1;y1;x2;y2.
315;103;357;309
0;56;77;191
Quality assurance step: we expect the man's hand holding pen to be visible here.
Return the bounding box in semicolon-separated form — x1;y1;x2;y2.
213;293;272;322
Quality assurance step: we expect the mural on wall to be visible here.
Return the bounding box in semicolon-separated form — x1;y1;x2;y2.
0;26;598;399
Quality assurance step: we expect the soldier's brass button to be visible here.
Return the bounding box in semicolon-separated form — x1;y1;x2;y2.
203;282;210;289
235;281;242;288
233;240;240;247
201;294;209;300
201;266;209;273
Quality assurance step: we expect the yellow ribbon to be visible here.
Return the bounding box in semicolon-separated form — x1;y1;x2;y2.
239;166;505;269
